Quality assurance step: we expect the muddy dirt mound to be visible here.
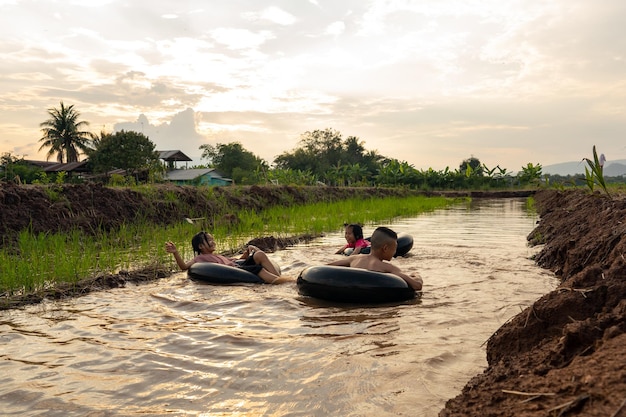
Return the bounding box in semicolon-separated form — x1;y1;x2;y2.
440;189;626;417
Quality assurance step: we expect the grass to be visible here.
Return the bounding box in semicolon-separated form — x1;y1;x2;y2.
0;195;463;296
206;195;460;249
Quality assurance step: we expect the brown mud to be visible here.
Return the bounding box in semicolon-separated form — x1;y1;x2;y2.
441;189;626;417
4;183;624;415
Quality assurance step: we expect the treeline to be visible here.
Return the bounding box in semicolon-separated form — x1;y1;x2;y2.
200;128;547;189
0;101;553;189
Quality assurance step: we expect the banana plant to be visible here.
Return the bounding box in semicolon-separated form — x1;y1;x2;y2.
582;145;610;198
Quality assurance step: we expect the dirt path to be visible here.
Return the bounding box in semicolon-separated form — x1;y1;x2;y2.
440;189;626;416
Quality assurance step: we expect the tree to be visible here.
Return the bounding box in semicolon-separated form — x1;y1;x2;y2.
39;101;94;163
274;128;345;175
0;152;42;183
199;142;267;184
88;130;160;179
517;162;543;186
459;156;483;176
273;128;385;183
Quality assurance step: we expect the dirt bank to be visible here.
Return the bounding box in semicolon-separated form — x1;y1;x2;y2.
0;182;437;246
0;182;530;251
440;189;626;417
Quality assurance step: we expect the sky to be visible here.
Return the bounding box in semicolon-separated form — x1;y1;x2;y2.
1;0;625;173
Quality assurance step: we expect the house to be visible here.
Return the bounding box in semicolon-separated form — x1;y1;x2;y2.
20;150;232;185
159;150;232;186
164;168;233;186
159;150;192;170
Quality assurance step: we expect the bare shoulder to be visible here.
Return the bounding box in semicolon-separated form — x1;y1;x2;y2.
379;261;401;274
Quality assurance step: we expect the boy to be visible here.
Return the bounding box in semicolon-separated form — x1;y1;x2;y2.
328;226;422;291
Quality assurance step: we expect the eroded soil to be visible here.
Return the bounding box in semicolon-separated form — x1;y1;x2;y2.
440;189;626;417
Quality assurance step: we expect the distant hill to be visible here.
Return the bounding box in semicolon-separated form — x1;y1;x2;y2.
542;159;626;177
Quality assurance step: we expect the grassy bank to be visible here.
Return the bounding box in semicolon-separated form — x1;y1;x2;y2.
0;183;465;298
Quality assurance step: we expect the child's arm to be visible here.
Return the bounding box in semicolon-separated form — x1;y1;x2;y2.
351;246;363;255
399;273;423;291
386;264;423;291
335;244;348;254
165;241;193;271
328;257;353;267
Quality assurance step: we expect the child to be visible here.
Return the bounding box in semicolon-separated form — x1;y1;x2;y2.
165;231;293;284
335;223;371;256
328;226;422;291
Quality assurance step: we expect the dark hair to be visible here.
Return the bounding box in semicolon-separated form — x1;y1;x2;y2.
191;231;208;255
345;223;364;240
370;226;397;249
374;226;396;239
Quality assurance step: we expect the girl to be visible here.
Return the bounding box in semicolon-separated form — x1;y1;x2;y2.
335;223;370;256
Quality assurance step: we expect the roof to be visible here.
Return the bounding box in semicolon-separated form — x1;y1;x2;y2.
164;168;222;181
25;160;89;172
158;150;192;162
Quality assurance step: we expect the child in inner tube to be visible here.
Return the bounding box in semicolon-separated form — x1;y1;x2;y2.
335;223;371;256
328;226;423;291
165;231;294;284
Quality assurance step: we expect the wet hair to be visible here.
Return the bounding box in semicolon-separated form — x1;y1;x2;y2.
344;223;364;240
370;226;397;249
191;231;209;255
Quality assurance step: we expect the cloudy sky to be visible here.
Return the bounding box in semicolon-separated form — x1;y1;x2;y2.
1;0;625;172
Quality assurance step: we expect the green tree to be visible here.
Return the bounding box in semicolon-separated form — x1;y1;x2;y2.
88;130;160;180
199;142;267;184
273;128;385;183
517;162;543;186
376;159;418;187
39;101;94;162
274;128;344;176
459;156;483;176
0;152;42;183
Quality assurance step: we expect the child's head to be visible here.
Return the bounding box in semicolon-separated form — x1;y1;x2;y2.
191;231;214;255
370;227;398;259
344;223;364;243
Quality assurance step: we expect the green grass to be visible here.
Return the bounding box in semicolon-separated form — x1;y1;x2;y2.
179;195;462;253
0;195;463;295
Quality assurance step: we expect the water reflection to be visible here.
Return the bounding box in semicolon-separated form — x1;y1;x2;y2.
0;199;557;417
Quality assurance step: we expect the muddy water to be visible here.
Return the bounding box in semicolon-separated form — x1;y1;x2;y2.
0;199;557;417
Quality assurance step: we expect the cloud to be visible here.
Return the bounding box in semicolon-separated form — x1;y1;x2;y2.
2;0;626;172
243;6;297;26
210;28;275;50
113;108;205;154
325;21;346;37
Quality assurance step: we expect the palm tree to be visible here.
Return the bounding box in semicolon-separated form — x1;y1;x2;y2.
39;102;93;163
